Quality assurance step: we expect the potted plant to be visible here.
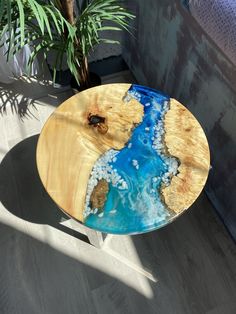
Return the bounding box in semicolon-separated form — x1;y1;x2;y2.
0;0;134;89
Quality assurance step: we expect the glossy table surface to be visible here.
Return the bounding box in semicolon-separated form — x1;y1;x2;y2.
36;84;210;234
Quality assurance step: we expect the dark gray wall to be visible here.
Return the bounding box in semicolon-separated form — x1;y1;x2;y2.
123;0;236;239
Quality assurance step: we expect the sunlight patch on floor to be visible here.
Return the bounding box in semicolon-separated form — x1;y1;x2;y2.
0;209;155;299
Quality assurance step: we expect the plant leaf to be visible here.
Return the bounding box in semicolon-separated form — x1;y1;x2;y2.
16;0;25;47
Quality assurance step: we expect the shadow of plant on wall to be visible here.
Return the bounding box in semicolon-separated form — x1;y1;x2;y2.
0;77;69;119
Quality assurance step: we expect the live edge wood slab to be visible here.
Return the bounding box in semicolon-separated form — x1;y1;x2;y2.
36;83;210;234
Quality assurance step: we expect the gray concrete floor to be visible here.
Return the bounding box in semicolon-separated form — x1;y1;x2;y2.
0;70;236;314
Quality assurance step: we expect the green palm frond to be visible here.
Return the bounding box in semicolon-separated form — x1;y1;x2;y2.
0;0;135;85
0;0;77;75
77;0;135;56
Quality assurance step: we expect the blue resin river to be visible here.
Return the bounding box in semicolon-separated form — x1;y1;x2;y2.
84;84;177;234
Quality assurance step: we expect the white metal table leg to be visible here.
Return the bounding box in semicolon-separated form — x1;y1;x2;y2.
60;218;104;248
85;229;104;248
60;219;156;280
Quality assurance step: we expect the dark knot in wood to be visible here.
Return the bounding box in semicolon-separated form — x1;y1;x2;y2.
88;113;108;134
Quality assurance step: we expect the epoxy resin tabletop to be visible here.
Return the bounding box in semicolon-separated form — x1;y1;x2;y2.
36;84;210;234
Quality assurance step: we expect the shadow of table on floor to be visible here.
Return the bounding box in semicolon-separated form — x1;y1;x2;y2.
0;135;89;243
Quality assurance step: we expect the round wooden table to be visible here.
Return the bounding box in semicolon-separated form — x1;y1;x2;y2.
36;83;210;235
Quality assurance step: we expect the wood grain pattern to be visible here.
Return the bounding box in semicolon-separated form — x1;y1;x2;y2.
36;84;143;222
162;98;210;214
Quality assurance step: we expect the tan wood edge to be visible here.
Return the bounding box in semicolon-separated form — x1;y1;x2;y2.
161;98;210;214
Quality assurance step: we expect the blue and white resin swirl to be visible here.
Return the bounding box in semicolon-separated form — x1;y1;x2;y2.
84;84;179;234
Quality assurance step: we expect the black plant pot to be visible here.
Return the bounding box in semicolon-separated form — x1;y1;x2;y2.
70;72;101;92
